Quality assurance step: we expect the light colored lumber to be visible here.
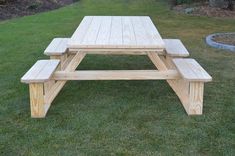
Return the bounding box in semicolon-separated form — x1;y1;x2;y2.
147;52;205;115
173;58;212;82
82;16;103;45
21;60;60;83
147;52;168;70
44;52;86;105
44;80;66;105
188;82;204;115
50;54;67;70
53;70;179;80
44;38;70;56
29;83;45;118
96;16;112;45
163;39;189;57
122;16;136;45
109;16;123;45
69;48;165;54
68;16;165;50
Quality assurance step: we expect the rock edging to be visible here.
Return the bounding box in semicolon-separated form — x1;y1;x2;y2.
206;33;235;52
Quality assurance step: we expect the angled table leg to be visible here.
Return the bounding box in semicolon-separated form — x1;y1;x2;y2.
42;52;86;117
147;52;204;115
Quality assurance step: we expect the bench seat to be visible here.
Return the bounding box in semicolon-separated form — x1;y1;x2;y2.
164;39;189;57
173;58;212;82
44;38;70;56
21;60;60;83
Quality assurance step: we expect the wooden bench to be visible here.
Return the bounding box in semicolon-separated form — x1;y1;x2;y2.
44;38;69;56
163;39;189;57
21;60;60;118
172;58;212;115
44;38;70;69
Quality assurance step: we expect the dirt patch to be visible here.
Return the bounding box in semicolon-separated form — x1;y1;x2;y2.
212;33;235;46
173;2;235;19
0;0;78;21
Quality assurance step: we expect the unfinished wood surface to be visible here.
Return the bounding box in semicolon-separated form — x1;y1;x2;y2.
50;54;67;70
29;83;45;118
68;16;165;51
188;82;204;115
44;52;86;105
148;54;189;114
44;38;70;56
53;70;179;80
21;60;60;83
173;58;212;82
163;39;189;57
147;52;168;71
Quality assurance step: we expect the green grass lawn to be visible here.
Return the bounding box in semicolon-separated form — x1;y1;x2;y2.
0;0;235;155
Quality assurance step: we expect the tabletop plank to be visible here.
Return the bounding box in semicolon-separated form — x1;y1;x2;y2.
96;16;112;45
70;16;93;45
68;16;165;50
109;16;123;45
82;16;102;45
122;16;136;46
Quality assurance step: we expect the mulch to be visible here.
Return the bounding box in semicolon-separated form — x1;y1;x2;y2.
173;2;235;19
0;0;75;21
212;34;235;46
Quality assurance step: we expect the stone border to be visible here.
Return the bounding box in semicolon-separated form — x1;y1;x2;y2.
206;33;235;52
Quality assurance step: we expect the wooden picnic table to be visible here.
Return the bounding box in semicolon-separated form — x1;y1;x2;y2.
21;16;212;118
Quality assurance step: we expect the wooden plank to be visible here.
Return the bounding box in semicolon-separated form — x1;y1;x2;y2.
44;52;86;105
64;52;85;71
29;83;45;118
147;52;168;70
44;38;69;56
82;16;103;45
44;80;66;105
122;16;136;46
79;51;148;55
69;16;94;46
164;39;189;57
140;17;165;48
131;16;150;46
109;16;123;45
96;16;112;45
68;16;165;50
53;70;179;80
69;48;164;53
188;82;204;115
21;60;60;83
173;58;212;82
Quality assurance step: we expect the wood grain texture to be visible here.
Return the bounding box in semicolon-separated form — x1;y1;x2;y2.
188;82;204;115
68;16;165;50
21;60;60;83
44;38;70;56
173;58;212;82
53;70;179;80
29;83;45;118
163;39;189;57
44;52;86;105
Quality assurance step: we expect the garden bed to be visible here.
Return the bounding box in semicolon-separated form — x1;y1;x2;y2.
206;33;235;52
173;2;235;19
0;0;77;21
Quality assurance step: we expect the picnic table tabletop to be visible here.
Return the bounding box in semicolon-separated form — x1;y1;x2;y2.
68;16;165;51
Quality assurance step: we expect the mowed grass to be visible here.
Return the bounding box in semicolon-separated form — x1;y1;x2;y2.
0;0;235;155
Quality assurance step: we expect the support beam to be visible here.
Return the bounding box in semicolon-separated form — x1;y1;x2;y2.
53;70;179;80
188;82;204;115
147;52;204;115
69;49;165;55
29;83;45;118
44;52;86;106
